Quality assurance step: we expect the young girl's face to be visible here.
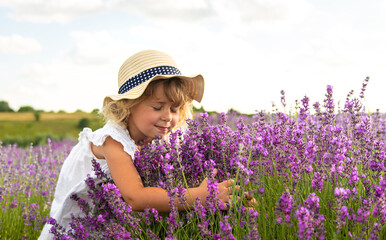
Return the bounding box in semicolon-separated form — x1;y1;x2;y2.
127;83;180;143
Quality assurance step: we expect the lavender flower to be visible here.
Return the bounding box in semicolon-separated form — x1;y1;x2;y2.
276;192;293;224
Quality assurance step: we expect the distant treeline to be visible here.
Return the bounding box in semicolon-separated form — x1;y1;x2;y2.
0;100;99;114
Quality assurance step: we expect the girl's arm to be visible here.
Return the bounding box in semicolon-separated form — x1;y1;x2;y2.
101;136;232;212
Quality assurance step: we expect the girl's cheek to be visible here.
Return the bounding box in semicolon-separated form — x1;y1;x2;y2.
172;115;179;126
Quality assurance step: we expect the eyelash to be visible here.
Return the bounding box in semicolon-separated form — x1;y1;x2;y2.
153;106;178;113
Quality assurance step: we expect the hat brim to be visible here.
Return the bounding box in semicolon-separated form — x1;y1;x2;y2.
103;73;204;107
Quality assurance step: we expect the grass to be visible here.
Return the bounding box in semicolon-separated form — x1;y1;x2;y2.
0;112;104;147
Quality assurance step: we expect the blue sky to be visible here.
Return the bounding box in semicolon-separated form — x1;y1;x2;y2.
0;0;385;114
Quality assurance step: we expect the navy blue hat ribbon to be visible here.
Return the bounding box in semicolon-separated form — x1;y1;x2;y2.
118;66;181;94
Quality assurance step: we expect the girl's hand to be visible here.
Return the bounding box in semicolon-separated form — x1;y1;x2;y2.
198;169;257;210
245;192;258;208
198;169;235;210
217;173;235;209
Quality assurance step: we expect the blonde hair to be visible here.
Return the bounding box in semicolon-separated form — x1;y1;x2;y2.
102;78;193;129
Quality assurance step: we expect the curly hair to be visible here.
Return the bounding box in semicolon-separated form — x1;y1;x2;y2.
102;77;193;129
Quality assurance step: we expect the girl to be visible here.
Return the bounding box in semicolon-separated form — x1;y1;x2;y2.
39;49;239;239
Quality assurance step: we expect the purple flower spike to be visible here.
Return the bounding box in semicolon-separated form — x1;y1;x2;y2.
276;192;293;224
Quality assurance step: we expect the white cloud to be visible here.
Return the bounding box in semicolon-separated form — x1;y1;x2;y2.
380;1;386;20
214;0;313;23
1;0;315;28
0;0;105;23
109;0;213;22
111;0;315;35
1;0;214;23
68;31;118;65
65;30;150;67
0;34;41;54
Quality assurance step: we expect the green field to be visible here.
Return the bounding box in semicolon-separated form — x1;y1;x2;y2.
0;112;105;147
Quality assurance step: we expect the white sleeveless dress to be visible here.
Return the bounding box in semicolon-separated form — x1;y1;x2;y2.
38;121;138;239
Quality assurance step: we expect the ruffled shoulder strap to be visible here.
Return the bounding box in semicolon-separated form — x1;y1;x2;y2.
80;121;138;159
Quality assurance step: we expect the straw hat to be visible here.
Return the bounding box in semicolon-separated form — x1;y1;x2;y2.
103;50;204;106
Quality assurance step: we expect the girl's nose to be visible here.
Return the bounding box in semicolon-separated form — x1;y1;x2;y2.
162;109;172;121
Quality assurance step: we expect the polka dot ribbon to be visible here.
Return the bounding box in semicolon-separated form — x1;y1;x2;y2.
118;66;181;94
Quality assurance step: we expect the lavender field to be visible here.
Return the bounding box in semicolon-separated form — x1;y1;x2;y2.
1;80;386;239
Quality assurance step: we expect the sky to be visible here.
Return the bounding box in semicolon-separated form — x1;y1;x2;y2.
0;0;385;114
